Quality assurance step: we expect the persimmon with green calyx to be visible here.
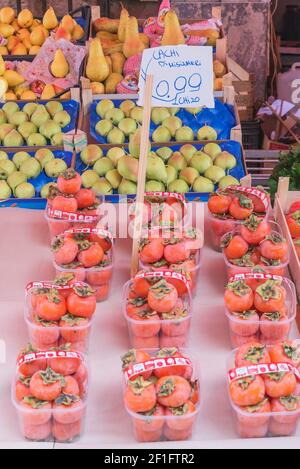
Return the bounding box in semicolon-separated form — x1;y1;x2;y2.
269;341;300;367
260;233;288;262
240;215;271;245
20;396;52;425
139;238;164;264
229;195;254;220
53;393;84;424
124;376;157;413
148;279;178;313
57;169;81;195
235;342;271;367
36;289;66;322
221;233;249;260
66;285;96;319
48;344;81;376
254;280;285;314
224;280;254;313
52;236;78;266
163;237;190;264
156;375;191;408
121;349;152;380
77;240;104;268
29;367;64;401
59;314;90;343
229;375;265;407
286;210;300;238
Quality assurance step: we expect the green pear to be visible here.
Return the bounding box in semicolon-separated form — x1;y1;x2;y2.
106;169;122;189
30;109;51;127
151;107;170;125
175;126;194;142
128;128;150;159
8;111;28;126
168;179;189;194
185;107;202;115
2;102;19;117
179;167;199;186
0;180;11;198
20;158;41;178
117;155;139;183
190;151;212;174
118;178;137;195
95;119;113;137
193;176;214;193
51;133;64;146
214;151;237;170
166;165;177;185
35;149;55;168
18;122;37;139
81;170;100;188
96;99;114;118
107;127;125;144
197;125;217;141
105;108;124;125
145;180;165;192
180;144;197;164
118;118;137;136
27;133;47;146
146;154;167;183
3;129;24;147
14;182;35;198
156;147;173;163
0;110;7;124
0;124;15;141
169;107;180;116
130;106;143;123
162;116;182;137
168;152;187;172
0;151;8;160
23;103;38;117
204;165;226;183
119;100;135;117
93;157;114;176
12;151;31;169
39;120;61;139
80;145;103;165
218;175;239;190
44;158;67;177
92;178;113;195
203;142;222;160
40;182;57;198
45;101;63;117
7;171;27;190
152;126;171;143
53;111;71;128
107;147;125;166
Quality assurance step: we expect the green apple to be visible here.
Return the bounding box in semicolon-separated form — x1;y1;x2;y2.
14;182;35;198
80;145;103;165
96;99;114;119
93;157;114;177
39;120;61;139
92;178;113;195
2;102;19;117
168;179;189;194
203;143;222;160
34;149;54;168
27;133;47;146
7;171;27;190
8;111;28;126
44;158;67;177
12;151;31;169
106;147;125;166
20;158;41;179
40;182;57;198
95;119;113;137
156;147;173;163
81;170;100;188
45;101;63;117
197;125;218;141
105;108;125;125
3;129;24;147
193;176;214;193
218;175;240;190
107;127;125;144
0;180;11;198
175;126;194;142
18;122;37;139
0;159;16;179
204;165;226;183
190;151;212;174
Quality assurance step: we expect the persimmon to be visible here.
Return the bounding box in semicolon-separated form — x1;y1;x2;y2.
78;241;104;268
124;377;157;413
148;280;178;313
19;397;52;426
269;341;300;367
229;195;253;220
132;335;160;349
224;280;254;313
52;237;79;266
134;404;165;432
269;419;297;437
52;419;82;442
30;367;63;401
236;398;271;427
286;211;300;238
30;316;60;348
18;344;47;377
164;239;190;264
16;377;31;401
75;188;96;209
48;351;81;377
127;307;161;338
134;426;162;442
229;310;260;337
235;343;271;367
222;234;249;260
131;277;151;298
260;233;288;262
122;349;152;381
240;216;271;245
229;375;265;406
288;201;300;214
264;372;296;399
160;334;187;348
161;307;189;337
57;169;81;195
165;400;196;431
62;376;80;395
93;284;110;301
86;262;112;286
59;314;90;343
52;195;78;213
254;280;285;314
271;396;300;424
237;421;268;438
139;238;164;264
154;348;189;379
208;193;231;215
231;333;259;348
260;311;290;341
66;285;96;319
53;394;84;424
156;375;191;408
22;421;52;441
36;290;66;322
164;425;192;441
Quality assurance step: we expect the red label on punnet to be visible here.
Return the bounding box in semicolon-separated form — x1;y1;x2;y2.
25;280;88;292
225;186;270;211
135;270;190;287
228;363;300;383
17;350;83;367
64;227;113;240
47;207;99;222
229;273;283;283
124;355;193;383
145;192;187;208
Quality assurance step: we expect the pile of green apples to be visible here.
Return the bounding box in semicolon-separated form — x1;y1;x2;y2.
94;99;219;144
0;149;68;199
0;101;71;147
79;140;239;195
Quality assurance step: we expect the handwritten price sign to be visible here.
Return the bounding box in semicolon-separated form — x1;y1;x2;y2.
138;45;215;108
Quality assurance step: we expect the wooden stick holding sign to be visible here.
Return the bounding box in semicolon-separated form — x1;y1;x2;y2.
131;74;154;277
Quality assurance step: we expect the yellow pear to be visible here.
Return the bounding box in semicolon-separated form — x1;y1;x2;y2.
17;28;30;42
91;82;105;94
3;70;25;87
0;77;8;98
105;56;112;74
0;7;15;24
15;84;29;98
22;38;32;51
30;26;46;46
111;52;126;74
7;36;20;52
0;55;5;75
30;19;41;31
123;17;145;58
21;90;37;100
41;84;56;99
11;19;20;31
117;4;129;42
72;23;84;41
86;38;110;83
29;45;40;55
61;15;75;33
0;46;8;55
161;10;185;46
50;49;69;78
12;43;27;55
105;73;123;93
43;7;58;30
17;9;33;28
0;24;15;37
4;91;17;101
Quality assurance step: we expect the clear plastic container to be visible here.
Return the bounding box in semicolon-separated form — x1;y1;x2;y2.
51;227;114;302
123;271;192;349
227;342;300;438
12;346;89;443
224;274;297;347
25;281;96;353
122;348;201;442
221;222;289;280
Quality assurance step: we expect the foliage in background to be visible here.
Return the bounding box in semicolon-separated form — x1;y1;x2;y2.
269;144;300;198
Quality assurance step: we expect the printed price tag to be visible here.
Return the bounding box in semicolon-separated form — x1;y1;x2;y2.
228;363;300;383
229;273;283;283
138;45;214;108
135;269;190;287
124;355;193;382
64;227;113;240
47;206;99;222
17;350;83;367
25;280;88;292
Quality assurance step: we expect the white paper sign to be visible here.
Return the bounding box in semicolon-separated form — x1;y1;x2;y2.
138;45;215;108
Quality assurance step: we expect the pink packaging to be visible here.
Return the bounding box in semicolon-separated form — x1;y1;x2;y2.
155;0;171;34
123;54;142;77
116;74;139;94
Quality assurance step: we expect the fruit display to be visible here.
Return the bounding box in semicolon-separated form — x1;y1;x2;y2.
76;141;243;199
0;100;79;147
138;227;202;295
45;169;104;238
51;227;114;302
208;186;271;251
25;278;97;353
122;347;200;441
221;220;289;279
90;98;236;144
224;274;296;347
12;344;88;442
227;341;300;438
123;271;192;348
0;149;73;204
286;201;300;261
0;6;88;58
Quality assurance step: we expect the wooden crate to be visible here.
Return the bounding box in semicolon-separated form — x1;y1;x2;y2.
225;57;254;121
274;178;300;300
245;149;280;188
